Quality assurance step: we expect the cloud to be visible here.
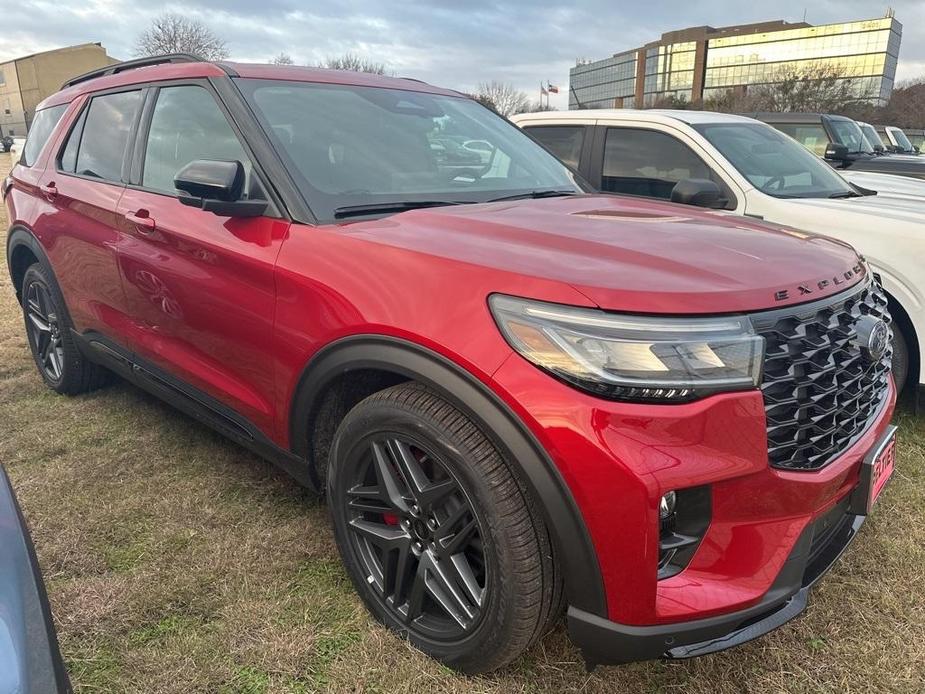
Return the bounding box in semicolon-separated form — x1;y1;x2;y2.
2;1;923;110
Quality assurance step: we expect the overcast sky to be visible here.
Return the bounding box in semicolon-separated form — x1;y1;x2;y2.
2;1;922;108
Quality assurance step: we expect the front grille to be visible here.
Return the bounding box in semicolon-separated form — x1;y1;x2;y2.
752;279;892;471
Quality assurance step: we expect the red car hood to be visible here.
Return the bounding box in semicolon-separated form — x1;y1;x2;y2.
342;195;866;314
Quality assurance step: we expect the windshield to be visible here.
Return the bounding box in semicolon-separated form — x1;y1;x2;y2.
888;127;915;153
694;122;855;199
237;79;580;221
858;123;883;152
828;119;874;155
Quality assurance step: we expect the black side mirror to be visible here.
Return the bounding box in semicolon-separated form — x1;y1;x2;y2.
175;160;267;218
873;144;885;154
670;178;727;209
824;143;850;162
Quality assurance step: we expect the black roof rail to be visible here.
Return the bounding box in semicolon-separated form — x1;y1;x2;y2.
61;53;205;89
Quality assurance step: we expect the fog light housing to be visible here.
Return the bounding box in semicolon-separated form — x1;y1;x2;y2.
658;486;712;580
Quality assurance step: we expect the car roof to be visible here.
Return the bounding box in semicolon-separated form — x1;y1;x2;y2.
511;108;758;127
38;58;462;110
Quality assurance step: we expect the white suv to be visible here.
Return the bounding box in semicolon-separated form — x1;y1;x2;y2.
512;109;924;402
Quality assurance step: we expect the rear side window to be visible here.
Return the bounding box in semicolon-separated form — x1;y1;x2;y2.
141;85;253;196
20;104;67;167
59;90;142;182
772;123;829;156
525;126;585;170
602;128;718;200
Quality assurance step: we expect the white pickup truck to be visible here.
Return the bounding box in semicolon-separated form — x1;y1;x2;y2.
512;109;924;402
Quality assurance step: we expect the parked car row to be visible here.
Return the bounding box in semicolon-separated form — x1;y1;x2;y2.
742;112;925;180
1;54;905;677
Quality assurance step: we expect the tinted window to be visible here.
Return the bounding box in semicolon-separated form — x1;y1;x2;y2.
887;126;914;153
237;79;578;222
602;128;718;200
142;86;253;195
68;90;142;182
20;105;67;167
694;122;854;199
59;109;87;173
773;123;829;156
858;123;882;151
828;119;872;154
525;126;585;169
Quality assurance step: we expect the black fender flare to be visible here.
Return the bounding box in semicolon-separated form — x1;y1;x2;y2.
6;225;57;305
289;335;608;616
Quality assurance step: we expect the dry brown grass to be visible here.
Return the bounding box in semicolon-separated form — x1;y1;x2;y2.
1;151;924;693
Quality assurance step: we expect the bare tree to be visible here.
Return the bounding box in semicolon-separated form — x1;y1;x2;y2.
876;79;925;128
751;64;870;112
323;53;389;75
701;64;875;114
649;94;691;110
271;52;294;65
518;100;557;113
134;13;229;61
702;87;756;113
475;81;530;117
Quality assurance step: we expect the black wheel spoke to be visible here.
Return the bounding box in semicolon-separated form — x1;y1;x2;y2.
386;438;456;510
346;484;393;514
349;518;411;551
48;341;64;379
384;541;414;604
450;553;485;608
418;549;478;628
439;518;479;558
370;441;411;513
39;335;53;363
28;311;50;333
404;560;428;623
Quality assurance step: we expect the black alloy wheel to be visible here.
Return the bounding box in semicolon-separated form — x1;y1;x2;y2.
25;280;66;383
344;434;487;640
21;263;110;395
328;383;562;674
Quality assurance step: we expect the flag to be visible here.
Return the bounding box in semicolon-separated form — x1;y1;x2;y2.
547;83;560;94
540;86;548;95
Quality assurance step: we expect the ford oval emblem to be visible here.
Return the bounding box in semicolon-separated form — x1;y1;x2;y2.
855;315;890;361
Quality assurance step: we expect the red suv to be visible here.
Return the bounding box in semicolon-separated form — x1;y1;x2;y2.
4;55;897;673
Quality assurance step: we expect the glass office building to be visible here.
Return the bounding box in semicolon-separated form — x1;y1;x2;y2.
569;16;902;109
570;51;637;109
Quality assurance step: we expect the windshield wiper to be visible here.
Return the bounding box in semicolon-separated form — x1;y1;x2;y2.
486;189;579;203
333;200;468;219
829;190;863;198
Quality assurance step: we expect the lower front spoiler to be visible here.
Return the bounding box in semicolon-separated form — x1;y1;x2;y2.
569;508;865;668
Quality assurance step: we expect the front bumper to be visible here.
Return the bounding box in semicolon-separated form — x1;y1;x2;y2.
569;497;863;666
491;349;897;665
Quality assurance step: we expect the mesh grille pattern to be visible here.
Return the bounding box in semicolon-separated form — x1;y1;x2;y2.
752;280;892;471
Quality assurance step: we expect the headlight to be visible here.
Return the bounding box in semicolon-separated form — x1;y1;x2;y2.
489;295;764;402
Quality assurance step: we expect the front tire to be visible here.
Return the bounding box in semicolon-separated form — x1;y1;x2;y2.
21;264;110;395
892;325;909;395
328;383;561;674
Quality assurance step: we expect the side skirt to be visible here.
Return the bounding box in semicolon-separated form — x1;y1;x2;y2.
72;330;320;493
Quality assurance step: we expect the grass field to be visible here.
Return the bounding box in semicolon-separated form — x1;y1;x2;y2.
2;151;924;692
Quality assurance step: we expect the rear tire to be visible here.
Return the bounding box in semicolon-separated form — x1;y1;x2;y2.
327;383;561;674
21;264;110;395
